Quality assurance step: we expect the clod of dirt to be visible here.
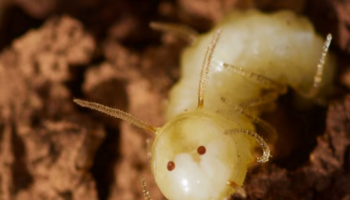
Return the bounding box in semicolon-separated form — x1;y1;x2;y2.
238;95;350;200
0;15;103;200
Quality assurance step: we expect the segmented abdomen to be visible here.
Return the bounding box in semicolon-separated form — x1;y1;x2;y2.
166;10;335;121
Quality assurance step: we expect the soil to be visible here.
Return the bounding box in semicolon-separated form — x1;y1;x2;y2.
0;0;349;200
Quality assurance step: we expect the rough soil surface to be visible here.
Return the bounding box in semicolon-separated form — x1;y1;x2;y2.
0;0;349;200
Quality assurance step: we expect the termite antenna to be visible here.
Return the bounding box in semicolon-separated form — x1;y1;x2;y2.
73;99;159;134
299;33;332;98
314;34;332;89
141;177;153;200
197;29;222;109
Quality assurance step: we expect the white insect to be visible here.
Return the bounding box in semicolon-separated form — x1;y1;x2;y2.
74;10;335;200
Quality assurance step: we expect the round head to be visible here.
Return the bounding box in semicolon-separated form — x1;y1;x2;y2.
151;110;254;200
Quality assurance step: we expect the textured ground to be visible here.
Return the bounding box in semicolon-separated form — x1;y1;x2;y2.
0;0;349;200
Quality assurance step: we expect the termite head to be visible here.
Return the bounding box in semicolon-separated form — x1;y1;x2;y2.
151;109;254;200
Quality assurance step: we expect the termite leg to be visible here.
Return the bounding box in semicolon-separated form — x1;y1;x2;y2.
239;92;278;108
221;97;277;144
150;22;198;44
141;177;153;200
226;181;247;198
294;34;332;98
235;187;247;198
222;63;287;95
225;129;270;163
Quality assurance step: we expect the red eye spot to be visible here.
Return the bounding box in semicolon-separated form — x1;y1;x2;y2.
167;161;175;171
197;146;206;155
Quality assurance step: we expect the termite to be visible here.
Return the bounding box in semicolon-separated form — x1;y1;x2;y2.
74;10;335;200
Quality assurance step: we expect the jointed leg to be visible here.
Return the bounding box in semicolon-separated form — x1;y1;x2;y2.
239;92;278;108
222;63;287;94
222;63;286;109
226;181;247;198
150;22;198;44
221;97;277;144
225;129;270;163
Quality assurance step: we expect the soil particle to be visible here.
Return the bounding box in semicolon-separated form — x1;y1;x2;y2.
239;95;350;200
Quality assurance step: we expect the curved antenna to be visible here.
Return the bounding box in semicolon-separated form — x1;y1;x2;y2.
197;29;222;109
74;99;158;134
298;33;332;98
141;177;153;200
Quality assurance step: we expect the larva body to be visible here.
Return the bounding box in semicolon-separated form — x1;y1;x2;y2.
74;10;335;200
167;10;335;120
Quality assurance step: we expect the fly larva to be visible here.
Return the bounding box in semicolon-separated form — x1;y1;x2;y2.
74;10;335;200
